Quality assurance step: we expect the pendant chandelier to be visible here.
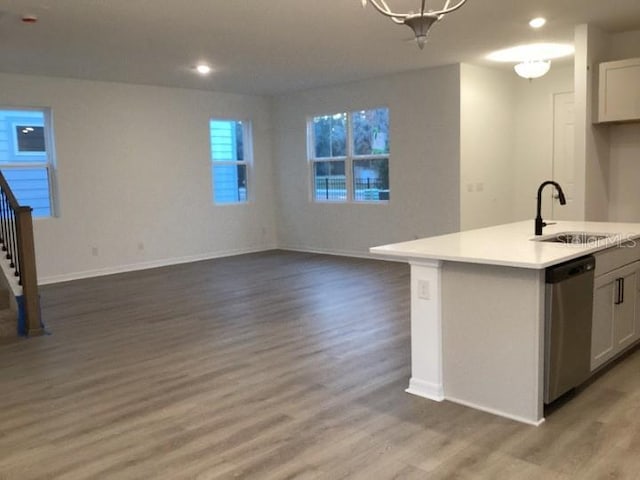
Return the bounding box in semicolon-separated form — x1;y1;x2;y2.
361;0;468;49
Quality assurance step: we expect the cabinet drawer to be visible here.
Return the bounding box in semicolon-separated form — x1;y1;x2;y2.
594;241;640;277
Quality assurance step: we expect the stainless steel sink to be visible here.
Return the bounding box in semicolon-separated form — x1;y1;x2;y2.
534;232;613;245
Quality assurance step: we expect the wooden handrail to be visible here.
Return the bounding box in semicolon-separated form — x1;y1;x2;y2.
0;172;21;210
0;171;42;336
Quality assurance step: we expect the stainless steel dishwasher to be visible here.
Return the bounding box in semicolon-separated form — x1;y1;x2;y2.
544;255;595;404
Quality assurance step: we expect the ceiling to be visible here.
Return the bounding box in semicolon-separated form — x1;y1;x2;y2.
1;0;639;96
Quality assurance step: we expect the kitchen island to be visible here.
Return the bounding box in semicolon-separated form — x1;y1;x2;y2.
371;220;640;425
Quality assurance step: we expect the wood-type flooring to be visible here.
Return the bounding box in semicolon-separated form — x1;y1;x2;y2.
1;250;639;479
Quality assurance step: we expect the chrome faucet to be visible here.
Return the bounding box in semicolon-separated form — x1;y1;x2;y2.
535;181;566;235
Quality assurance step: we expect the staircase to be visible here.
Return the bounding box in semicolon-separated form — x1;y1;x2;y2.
0;170;42;338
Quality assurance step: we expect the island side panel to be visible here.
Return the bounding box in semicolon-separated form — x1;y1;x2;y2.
407;260;445;401
441;262;546;425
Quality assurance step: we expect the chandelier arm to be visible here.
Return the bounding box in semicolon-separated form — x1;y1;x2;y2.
379;0;406;22
366;0;409;20
378;0;396;12
421;0;426;16
431;0;467;16
379;0;406;24
437;0;451;19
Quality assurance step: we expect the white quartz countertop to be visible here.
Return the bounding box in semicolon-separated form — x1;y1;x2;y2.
370;220;640;269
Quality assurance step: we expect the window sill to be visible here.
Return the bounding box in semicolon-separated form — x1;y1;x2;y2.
311;200;390;205
213;202;251;207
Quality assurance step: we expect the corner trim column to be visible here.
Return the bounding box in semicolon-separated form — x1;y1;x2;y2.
405;259;444;401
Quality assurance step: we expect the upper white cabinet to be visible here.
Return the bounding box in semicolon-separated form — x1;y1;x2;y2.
598;58;640;123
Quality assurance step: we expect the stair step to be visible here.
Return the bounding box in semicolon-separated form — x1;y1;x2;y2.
0;308;16;338
0;288;9;309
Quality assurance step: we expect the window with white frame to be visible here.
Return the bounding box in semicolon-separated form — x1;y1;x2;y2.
309;107;389;203
0;108;57;217
209;119;251;204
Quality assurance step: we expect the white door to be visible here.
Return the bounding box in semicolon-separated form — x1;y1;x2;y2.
552;92;575;220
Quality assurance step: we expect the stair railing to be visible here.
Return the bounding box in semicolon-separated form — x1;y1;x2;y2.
0;171;42;336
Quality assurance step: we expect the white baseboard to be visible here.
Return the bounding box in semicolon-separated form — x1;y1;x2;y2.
38;245;277;285
405;379;545;426
405;377;445;401
445;395;545;427
38;243;403;286
279;245;406;263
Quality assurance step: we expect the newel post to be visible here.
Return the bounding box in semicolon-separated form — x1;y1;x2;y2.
16;206;43;336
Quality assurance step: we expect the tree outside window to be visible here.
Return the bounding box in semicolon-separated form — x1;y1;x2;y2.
309;108;389;202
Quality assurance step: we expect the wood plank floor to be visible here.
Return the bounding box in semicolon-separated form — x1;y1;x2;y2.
1;250;640;479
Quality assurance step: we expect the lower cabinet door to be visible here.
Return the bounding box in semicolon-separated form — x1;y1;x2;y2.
591;262;640;372
614;268;638;352
592;274;616;371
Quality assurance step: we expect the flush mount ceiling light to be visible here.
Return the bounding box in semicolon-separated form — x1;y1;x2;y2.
360;0;468;50
487;43;574;79
514;60;550;79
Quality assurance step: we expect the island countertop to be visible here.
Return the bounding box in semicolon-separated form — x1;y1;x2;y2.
370;220;640;269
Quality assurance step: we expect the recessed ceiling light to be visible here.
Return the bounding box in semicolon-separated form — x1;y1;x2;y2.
487;43;574;63
529;17;546;29
195;64;212;75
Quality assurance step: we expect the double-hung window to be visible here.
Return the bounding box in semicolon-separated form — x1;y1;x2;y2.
0;108;57;217
209;119;251;204
309;107;389;203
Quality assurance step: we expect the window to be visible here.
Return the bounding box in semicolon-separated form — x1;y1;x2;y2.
209;119;251;204
0;108;57;217
309;107;389;202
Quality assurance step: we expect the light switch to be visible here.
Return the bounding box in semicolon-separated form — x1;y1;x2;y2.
418;280;430;300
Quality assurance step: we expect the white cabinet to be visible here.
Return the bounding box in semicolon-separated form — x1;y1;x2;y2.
598;58;640;123
591;261;639;371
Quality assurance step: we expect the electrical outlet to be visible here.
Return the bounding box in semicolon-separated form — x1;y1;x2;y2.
418;280;430;300
91;247;98;257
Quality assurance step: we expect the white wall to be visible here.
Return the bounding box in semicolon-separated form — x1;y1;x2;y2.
575;25;611;221
459;63;575;229
459;64;515;230
0;73;277;283
608;30;640;61
512;65;575;221
272;65;461;256
609;124;640;221
3;25;636;283
606;29;640;221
